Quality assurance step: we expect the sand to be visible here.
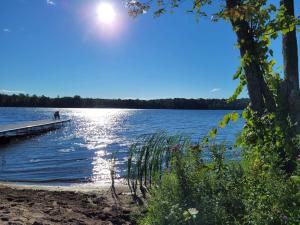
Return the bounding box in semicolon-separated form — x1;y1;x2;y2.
0;182;139;225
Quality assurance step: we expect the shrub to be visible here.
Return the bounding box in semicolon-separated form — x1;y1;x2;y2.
127;133;300;225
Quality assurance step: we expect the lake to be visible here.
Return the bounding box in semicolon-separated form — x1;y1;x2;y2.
0;108;243;186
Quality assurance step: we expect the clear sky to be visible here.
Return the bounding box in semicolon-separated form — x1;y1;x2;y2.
0;0;299;99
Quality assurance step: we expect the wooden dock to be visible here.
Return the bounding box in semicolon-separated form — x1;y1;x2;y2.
0;119;70;144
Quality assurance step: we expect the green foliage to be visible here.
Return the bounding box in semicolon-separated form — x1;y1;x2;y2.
209;128;217;138
126;1;300;225
239;107;299;173
218;112;239;128
126;0;299;109
242;167;300;225
206;111;240;141
128;134;300;225
228;76;246;103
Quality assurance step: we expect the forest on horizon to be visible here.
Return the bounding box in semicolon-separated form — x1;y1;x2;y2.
0;93;249;109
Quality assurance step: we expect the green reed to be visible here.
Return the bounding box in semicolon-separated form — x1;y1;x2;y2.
127;132;197;196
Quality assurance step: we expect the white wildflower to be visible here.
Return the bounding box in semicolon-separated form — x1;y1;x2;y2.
188;208;199;216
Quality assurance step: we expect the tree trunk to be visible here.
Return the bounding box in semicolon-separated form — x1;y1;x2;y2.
226;0;276;114
225;0;299;174
295;92;300;133
280;0;300;132
281;0;299;91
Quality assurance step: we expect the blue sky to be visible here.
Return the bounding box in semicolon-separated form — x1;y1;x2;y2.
0;0;299;99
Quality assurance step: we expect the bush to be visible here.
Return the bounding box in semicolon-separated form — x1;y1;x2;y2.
127;133;300;225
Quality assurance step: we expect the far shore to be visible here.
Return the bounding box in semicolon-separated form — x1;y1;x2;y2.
0;182;138;225
0;93;249;110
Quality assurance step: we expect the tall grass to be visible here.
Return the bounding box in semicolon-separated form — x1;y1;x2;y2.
127;132;300;225
127;132;195;196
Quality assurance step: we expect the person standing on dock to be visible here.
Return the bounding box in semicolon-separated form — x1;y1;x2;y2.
54;111;60;120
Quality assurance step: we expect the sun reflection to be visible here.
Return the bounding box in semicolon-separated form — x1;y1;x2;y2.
91;150;111;183
71;109;134;184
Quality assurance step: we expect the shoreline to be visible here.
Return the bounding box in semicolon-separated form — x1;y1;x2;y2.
0;181;128;193
0;182;138;225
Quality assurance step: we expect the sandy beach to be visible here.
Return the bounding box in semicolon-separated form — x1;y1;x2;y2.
0;182;139;225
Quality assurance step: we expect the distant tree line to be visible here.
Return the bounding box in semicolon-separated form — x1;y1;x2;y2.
0;94;249;110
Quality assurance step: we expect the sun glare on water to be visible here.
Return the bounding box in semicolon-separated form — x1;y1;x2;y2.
97;2;116;25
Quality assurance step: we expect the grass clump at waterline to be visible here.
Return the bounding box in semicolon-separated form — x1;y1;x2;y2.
127;132;300;225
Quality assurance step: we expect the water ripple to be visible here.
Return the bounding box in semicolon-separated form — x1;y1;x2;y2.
0;108;243;185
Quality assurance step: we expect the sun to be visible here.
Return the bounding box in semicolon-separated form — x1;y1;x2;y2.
97;2;116;25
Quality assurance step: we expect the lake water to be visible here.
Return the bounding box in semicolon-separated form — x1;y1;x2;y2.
0;108;243;186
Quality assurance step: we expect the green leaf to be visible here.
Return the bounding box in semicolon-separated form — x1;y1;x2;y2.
242;110;248;119
202;136;209;145
228;76;246;103
290;176;300;184
270;32;278;39
233;67;242;80
268;4;276;12
230;112;239;122
154;8;166;17
219;114;230;128
218;120;225;128
269;49;273;57
209;128;217;139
